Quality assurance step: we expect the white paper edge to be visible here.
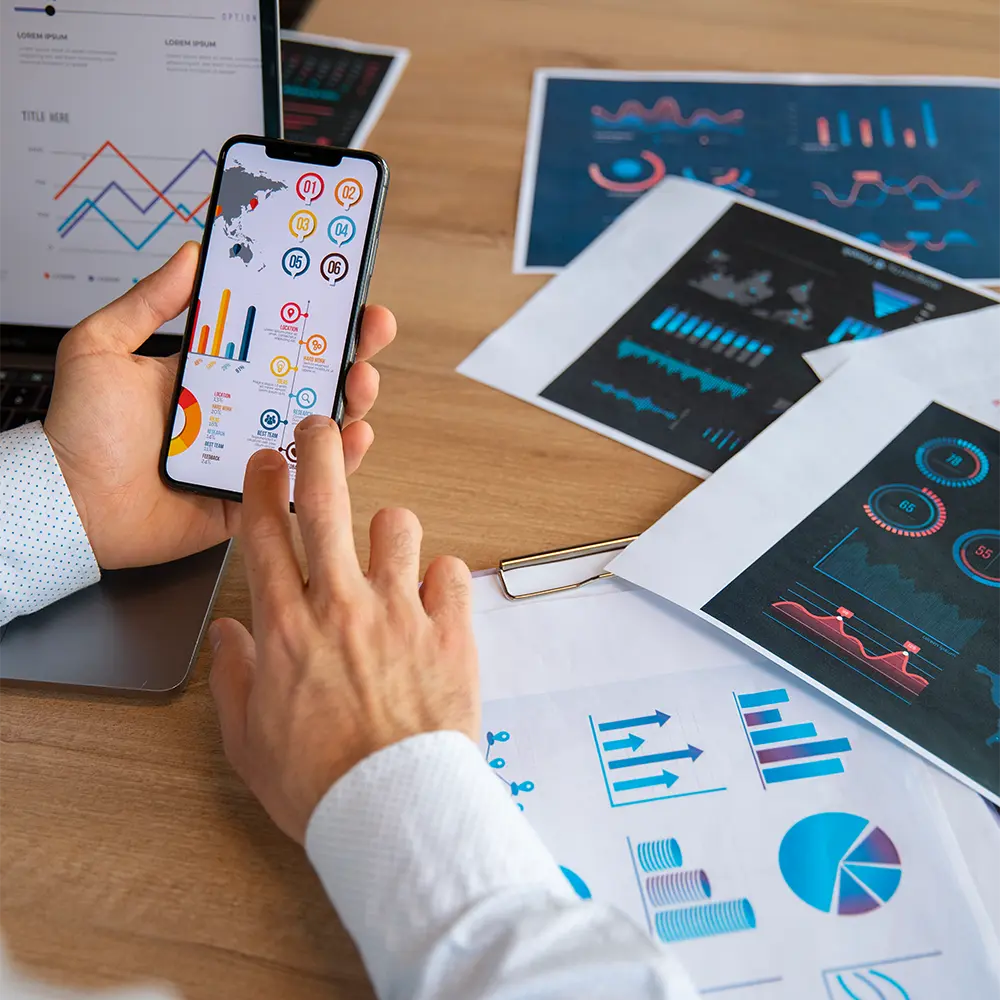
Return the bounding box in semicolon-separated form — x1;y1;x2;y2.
279;29;411;148
516;68;1000;282
512;69;551;274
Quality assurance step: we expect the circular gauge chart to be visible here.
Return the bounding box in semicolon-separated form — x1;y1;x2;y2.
779;812;901;916
915;437;990;488
952;529;1000;587
168;387;201;456
863;484;946;537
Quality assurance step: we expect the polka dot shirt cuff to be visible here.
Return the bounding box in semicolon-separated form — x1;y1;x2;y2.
1;421;101;626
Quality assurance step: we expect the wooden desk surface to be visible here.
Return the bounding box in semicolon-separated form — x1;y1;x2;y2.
2;2;997;996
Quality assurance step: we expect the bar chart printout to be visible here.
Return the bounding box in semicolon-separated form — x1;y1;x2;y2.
628;834;756;944
735;688;852;786
188;293;256;362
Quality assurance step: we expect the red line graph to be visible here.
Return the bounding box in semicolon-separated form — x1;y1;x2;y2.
54;140;212;222
592;97;744;127
812;170;980;208
773;601;929;696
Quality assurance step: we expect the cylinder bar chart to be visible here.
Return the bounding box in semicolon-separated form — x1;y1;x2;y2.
188;292;255;361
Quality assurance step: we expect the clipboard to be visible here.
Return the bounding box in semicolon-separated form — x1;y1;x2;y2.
495;535;637;601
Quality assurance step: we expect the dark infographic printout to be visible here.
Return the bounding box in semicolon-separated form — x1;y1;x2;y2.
520;73;1000;281
541;203;991;474
705;403;1000;798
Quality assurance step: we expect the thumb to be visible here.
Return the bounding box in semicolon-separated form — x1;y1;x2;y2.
208;617;256;769
65;241;200;356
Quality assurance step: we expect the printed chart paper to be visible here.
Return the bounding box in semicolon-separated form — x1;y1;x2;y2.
280;31;409;148
472;575;1000;998
803;306;1000;380
514;70;1000;282
611;364;1000;802
464;178;995;478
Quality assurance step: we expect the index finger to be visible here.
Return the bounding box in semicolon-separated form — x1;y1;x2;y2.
241;449;305;616
292;416;364;599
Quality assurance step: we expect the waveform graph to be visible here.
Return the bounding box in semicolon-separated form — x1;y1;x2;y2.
627;834;756;946
858;229;976;258
734;687;852;787
823;951;944;1000
811;170;979;211
650;305;773;367
770;600;930;697
591;381;680;423
812;102;938;150
591;97;744;134
54;141;217;253
590;709;723;808
814;528;984;653
616;340;749;401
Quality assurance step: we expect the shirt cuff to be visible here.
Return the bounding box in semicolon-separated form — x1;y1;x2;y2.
0;421;101;625
305;730;573;997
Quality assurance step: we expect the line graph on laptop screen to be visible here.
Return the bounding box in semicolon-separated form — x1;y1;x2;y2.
0;1;266;333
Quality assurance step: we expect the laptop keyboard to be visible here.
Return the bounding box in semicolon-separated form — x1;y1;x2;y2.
0;367;53;431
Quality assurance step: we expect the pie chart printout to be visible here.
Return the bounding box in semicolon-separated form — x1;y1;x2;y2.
778;812;902;915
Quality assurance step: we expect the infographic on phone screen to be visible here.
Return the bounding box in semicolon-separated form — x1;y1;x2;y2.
165;142;378;496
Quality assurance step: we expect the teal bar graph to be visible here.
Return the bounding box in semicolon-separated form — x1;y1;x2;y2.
762;758;845;783
737;689;789;709
751;723;817;746
224;342;234;359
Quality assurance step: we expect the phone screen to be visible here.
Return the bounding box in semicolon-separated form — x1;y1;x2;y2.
164;139;382;499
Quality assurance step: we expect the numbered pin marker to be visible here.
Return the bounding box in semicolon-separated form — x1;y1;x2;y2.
295;171;324;205
288;209;317;242
281;247;310;278
327;215;356;246
320;252;349;285
334;177;363;209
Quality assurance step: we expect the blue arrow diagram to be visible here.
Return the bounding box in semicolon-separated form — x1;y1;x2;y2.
607;745;703;770
612;769;679;792
598;710;670;732
601;733;645;752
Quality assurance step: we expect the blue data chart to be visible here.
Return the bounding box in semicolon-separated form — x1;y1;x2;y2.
822;951;943;1000
523;76;1000;280
589;710;725;808
734;688;852;787
626;835;756;944
779;812;902;915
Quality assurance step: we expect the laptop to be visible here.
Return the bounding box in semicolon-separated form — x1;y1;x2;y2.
0;0;283;693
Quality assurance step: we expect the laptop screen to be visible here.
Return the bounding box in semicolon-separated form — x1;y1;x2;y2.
0;1;274;336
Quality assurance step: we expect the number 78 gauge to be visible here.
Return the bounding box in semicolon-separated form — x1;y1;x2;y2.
160;135;388;506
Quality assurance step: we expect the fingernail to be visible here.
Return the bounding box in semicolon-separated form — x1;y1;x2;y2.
253;449;287;470
296;415;336;435
208;621;222;652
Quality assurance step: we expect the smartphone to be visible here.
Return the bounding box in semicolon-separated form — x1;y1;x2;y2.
161;135;388;503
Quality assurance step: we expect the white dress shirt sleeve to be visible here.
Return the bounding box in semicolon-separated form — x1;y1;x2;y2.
0;421;101;626
306;730;698;1000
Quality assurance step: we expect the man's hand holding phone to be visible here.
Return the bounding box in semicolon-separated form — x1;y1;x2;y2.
43;242;395;569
